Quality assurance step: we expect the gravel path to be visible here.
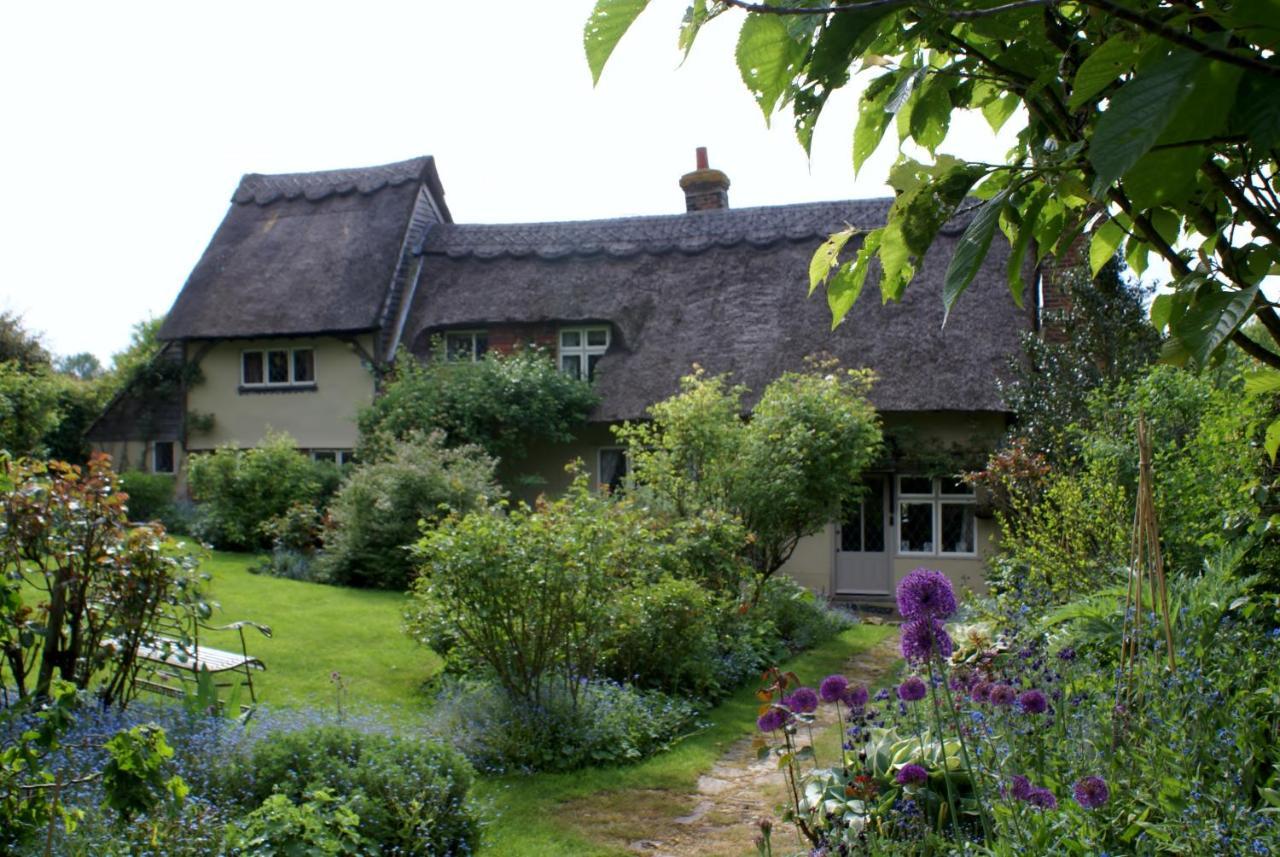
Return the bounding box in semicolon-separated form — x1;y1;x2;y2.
567;629;903;857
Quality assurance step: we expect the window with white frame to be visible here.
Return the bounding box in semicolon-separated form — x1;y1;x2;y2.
152;441;176;474
598;447;628;494
444;331;488;362
897;475;976;556
241;348;315;388
558;327;609;381
310;449;354;466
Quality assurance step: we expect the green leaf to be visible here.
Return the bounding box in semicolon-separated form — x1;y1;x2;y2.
678;1;715;59
584;0;652;85
1121;147;1205;210
943;189;1010;324
1230;71;1280;150
1068;34;1141;109
1089;47;1203;189
981;91;1020;133
853;73;899;173
1172;280;1260;365
1150;293;1175;330
1267;418;1280;463
1005;188;1047;307
1245;370;1280;396
828;230;881;325
737;13;804;123
1089;220;1125;277
908;76;953;153
809;228;856;295
878;221;915;303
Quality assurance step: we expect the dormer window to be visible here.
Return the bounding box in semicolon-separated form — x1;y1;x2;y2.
559;327;609;381
445;331;488;362
241;348;316;389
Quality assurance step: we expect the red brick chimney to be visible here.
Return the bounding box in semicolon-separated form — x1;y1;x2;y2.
679;147;730;212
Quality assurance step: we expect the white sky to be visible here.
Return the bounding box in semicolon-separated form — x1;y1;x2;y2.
0;0;1019;363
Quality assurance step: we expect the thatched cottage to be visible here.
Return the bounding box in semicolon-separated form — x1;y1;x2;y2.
88;153;1035;601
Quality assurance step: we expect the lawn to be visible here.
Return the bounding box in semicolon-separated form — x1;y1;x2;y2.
197;549;441;709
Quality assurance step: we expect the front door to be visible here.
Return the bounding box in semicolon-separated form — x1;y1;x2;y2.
835;475;891;595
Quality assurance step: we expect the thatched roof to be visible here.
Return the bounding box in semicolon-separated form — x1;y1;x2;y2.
407;200;1033;421
159;156;450;353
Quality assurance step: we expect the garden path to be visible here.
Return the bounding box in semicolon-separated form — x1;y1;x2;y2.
565;628;902;857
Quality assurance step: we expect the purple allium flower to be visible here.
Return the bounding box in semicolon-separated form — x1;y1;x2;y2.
1017;689;1049;715
786;687;819;714
896;568;958;620
1057;646;1077;661
900;617;954;663
1008;774;1032;801
971;681;992;703
989;683;1017;706
757;707;786;733
843;684;869;709
1027;787;1058;810
897;676;927;702
1073;776;1110;809
896;764;928;786
819;674;849;703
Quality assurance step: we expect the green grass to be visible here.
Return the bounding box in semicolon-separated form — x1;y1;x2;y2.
198;549;441;709
474;623;894;857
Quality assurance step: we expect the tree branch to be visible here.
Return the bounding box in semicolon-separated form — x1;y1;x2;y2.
719;0;1052;18
1108;188;1192;277
1231;330;1280;369
1202;157;1280;248
1082;0;1280;80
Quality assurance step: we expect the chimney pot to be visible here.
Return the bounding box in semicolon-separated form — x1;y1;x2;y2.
680;147;730;212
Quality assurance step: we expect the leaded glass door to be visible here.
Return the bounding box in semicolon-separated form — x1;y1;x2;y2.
835;476;891;595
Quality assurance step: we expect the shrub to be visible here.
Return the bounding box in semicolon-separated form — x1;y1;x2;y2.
432;677;699;773
187;432;328;550
221;724;479;856
602;575;724;699
318;432;502;589
754;576;852;653
616;361;882;599
358;346;599;469
223;790;365;856
118;469;176;522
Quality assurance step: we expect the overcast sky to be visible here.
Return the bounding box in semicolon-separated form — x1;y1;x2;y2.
1;0;1019;363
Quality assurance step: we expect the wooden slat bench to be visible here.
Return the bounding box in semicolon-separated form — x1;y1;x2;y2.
130;621;271;705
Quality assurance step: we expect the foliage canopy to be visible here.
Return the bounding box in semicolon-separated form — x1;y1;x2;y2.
587;0;1280;382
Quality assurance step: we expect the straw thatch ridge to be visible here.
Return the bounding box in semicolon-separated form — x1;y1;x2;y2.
408;200;1033;420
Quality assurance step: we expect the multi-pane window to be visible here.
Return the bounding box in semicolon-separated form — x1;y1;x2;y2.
311;449;354;466
897;476;977;556
242;348;316;388
152;441;175;474
445;331;488;362
559;327;609;381
841;477;886;552
598;448;628;494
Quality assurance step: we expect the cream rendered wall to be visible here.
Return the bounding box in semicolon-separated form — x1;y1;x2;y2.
777;523;837;595
506;424;620;505
186;336;377;451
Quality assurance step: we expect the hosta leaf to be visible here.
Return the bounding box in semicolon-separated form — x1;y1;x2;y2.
585;0;651;85
1089;47;1203;188
1089;220;1126;277
943;189;1010;324
737;12;805;123
1069;34;1141;109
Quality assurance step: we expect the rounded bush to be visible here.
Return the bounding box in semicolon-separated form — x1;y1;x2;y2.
221;725;479;856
